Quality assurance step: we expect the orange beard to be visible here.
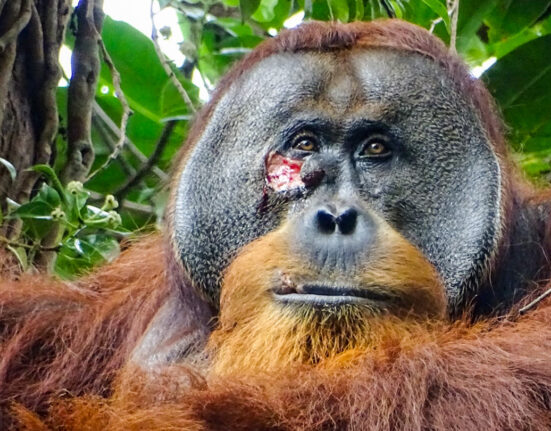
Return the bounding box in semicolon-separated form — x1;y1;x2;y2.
208;218;447;376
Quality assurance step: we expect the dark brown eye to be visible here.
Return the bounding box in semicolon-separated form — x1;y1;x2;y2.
292;136;319;153
359;138;392;158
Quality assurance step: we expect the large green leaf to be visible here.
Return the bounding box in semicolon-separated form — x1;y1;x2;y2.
100;17;198;123
327;0;349;22
240;0;261;20
55;234;120;279
89;92;184;191
488;14;551;59
456;0;498;56
420;0;450;31
252;0;279;22
483;34;551;176
399;0;450;42
486;0;551;42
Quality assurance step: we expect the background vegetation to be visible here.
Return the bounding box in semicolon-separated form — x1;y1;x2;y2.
0;0;549;277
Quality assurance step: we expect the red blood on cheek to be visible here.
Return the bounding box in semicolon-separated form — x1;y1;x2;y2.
265;152;305;192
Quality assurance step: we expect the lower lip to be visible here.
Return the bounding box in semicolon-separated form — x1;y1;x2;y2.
273;292;372;306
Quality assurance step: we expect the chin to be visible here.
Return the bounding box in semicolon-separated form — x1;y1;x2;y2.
208;221;447;376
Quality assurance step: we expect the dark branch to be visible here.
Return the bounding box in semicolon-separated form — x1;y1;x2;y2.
84;37;132;182
381;0;395;18
92;101;168;182
5;1;70;244
92;114;136;177
61;0;104;184
0;0;31;51
0;0;31;129
114;120;177;201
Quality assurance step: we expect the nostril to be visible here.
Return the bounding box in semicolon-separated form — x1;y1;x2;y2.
336;208;358;235
316;209;336;234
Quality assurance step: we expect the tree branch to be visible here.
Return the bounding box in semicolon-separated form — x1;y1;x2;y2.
447;0;459;53
92;114;136;176
0;0;31;129
519;287;551;315
85;36;132;182
114;120;176;201
61;0;104;184
0;0;31;52
150;0;196;114
7;1;70;242
17;0;70;265
92;101;168;182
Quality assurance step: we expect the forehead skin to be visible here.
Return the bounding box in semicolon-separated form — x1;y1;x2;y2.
174;49;501;306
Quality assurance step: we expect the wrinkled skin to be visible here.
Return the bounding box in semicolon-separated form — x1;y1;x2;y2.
173;49;502;310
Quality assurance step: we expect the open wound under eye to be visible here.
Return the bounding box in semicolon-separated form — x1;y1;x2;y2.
265;151;305;192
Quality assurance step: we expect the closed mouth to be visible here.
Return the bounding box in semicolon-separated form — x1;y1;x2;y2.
271;282;392;306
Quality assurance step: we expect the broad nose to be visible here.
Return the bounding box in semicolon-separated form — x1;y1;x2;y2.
295;202;376;271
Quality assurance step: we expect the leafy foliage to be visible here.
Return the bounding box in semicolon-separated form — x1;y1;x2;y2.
5;165;121;277
3;0;550;276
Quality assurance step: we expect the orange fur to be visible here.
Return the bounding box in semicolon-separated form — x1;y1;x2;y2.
210;219;446;375
12;296;551;430
2;19;551;430
0;235;170;425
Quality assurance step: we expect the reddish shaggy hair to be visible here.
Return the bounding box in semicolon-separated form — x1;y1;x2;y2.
0;235;170;425
13;296;551;430
2;19;551;430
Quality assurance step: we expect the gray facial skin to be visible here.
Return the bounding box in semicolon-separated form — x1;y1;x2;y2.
173;49;502;309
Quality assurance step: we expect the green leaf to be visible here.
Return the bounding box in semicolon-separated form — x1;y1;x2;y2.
54;234;120;279
159;76;200;118
12;199;56;219
483;34;551;176
240;0;261;20
327;0;349;21
36;183;62;208
256;0;293;28
389;0;404;19
8;183;64;240
64;189;90;227
213;18;255;37
10;199;56;241
456;0;498;54
93;17;190;185
487;0;551;42
7;245;28;271
100;17;197;124
354;0;364;20
311;0;332;20
252;0;278;22
397;0;447;38
29;165;65;201
488;14;551;59
420;0;450;32
0;157;16;182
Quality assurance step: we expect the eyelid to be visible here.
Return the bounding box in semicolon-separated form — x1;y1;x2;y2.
357;134;393;158
290;132;320;152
